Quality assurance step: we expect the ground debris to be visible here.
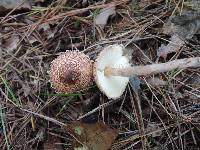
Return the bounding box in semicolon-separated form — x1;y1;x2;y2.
157;34;185;58
43;134;63;150
1;33;20;53
0;0;200;150
145;77;167;87
0;0;31;11
159;6;200;58
94;5;116;29
66;121;118;150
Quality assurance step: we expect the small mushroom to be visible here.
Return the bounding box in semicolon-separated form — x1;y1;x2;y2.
93;44;130;99
94;44;200;99
49;45;200;99
49;51;93;93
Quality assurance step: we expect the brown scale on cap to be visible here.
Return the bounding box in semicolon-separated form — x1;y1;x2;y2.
49;51;93;93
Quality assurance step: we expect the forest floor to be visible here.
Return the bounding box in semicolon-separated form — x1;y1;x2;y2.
0;0;200;150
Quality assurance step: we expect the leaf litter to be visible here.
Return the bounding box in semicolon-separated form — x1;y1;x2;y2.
43;134;62;150
94;5;116;29
157;34;185;58
1;33;20;53
159;1;200;58
66;121;118;150
0;0;200;150
0;0;31;11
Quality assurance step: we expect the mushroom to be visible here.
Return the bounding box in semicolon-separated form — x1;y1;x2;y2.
93;44;130;99
49;51;93;93
94;44;200;99
49;45;200;99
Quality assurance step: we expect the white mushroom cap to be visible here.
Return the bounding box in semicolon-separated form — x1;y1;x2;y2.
94;44;130;99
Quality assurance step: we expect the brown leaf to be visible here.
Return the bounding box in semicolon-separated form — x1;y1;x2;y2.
66;121;118;150
3;34;20;53
94;5;116;29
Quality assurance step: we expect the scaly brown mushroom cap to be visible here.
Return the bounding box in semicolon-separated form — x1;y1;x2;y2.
49;51;93;93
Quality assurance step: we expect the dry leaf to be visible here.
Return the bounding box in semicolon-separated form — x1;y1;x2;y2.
161;9;200;58
66;121;118;150
157;34;184;58
0;0;31;11
3;34;20;53
171;12;200;39
94;5;116;29
162;9;200;39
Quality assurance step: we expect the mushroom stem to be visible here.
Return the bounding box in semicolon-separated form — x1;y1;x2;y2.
104;57;200;77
